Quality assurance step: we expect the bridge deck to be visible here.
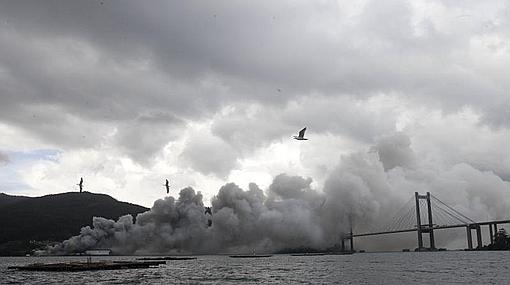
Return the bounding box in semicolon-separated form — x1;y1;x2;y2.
351;219;510;238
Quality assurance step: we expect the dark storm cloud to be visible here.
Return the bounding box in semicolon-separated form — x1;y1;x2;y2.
2;1;508;108
1;0;510;172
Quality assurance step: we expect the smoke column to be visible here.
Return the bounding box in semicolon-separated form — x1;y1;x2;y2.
45;133;510;254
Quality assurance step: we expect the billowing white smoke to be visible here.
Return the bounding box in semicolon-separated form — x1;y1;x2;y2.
45;133;510;254
46;176;347;255
47;188;211;255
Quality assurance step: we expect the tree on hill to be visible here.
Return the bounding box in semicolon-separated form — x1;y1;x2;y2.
484;228;510;250
493;229;510;250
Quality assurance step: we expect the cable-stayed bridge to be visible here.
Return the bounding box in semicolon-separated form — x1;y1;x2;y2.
341;192;510;252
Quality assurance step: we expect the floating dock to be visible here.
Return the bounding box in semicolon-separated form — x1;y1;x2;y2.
229;254;273;258
330;251;355;255
8;260;165;272
137;256;197;261
291;253;326;256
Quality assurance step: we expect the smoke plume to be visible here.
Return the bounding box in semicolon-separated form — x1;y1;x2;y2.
44;133;510;254
46;175;345;255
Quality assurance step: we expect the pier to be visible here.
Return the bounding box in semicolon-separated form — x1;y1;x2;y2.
8;260;165;272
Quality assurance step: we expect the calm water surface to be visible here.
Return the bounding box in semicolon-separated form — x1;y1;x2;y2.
1;251;510;284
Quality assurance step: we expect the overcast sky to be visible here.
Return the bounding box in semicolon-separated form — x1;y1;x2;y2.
1;0;510;209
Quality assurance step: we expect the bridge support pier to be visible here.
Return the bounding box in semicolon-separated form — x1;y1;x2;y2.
466;226;473;250
349;225;354;252
466;224;483;250
489;224;494;244
339;235;354;252
426;192;435;250
475;225;482;249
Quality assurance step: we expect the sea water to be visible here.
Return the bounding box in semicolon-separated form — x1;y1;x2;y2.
1;251;510;284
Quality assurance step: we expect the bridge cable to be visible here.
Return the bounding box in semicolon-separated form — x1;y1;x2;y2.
430;194;475;223
431;199;472;224
430;200;464;224
377;197;414;232
389;199;415;231
434;203;466;223
432;204;462;226
391;202;415;231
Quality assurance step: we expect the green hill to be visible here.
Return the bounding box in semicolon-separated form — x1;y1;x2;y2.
0;192;148;256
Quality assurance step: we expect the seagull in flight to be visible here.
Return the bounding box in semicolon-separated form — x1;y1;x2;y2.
293;127;308;140
164;179;170;194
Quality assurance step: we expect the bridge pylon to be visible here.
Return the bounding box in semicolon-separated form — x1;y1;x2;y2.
415;192;436;251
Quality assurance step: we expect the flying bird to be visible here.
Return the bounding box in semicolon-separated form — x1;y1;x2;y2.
164;179;170;194
77;177;84;193
293;127;308;140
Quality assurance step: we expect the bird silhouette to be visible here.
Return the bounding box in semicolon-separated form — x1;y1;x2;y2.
77;177;84;193
164;179;170;194
293;127;308;140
